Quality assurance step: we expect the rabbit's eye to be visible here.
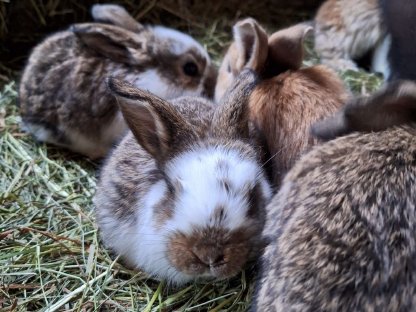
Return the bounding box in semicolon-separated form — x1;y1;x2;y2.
183;62;199;77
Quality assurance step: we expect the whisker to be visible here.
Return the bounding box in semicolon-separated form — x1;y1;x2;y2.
260;147;284;169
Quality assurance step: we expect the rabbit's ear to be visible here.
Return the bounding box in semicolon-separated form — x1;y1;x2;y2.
71;23;149;65
91;4;144;33
107;78;196;163
267;23;313;74
233;18;269;72
312;81;416;141
212;69;258;139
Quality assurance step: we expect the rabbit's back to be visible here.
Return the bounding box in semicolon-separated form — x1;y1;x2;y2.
20;31;80;121
249;65;347;186
19;30;124;155
20;30;122;125
18;27;152;158
256;126;416;312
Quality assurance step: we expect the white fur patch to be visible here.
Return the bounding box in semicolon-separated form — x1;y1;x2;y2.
128;69;171;98
371;35;391;80
98;179;194;284
125;69;202;100
23;122;55;143
132;180;193;283
165;146;271;234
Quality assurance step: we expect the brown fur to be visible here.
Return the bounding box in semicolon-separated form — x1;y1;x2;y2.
167;226;256;279
216;18;349;187
107;78;202;162
214;19;268;104
249;65;347;186
253;81;416;311
266;24;312;75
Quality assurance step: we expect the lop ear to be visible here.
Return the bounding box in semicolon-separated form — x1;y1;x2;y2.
71;23;148;65
312;81;416;141
91;4;144;33
233;18;269;72
267;23;313;75
212;69;258;139
107;78;195;163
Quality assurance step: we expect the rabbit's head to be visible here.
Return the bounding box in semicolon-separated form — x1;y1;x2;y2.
73;4;217;99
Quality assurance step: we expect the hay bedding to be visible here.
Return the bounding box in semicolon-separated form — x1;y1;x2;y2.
0;1;382;311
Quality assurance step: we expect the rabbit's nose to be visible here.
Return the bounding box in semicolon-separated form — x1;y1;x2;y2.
192;246;225;267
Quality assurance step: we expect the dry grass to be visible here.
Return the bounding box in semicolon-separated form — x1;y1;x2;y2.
0;1;383;311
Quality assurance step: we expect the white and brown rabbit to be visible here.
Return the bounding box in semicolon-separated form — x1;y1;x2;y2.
216;18;348;187
19;4;216;159
314;0;388;75
253;80;416;311
94;70;272;285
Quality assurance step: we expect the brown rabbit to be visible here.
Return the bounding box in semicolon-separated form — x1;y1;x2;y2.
253;80;416;311
314;0;387;74
216;18;349;187
94;70;272;285
19;4;216;159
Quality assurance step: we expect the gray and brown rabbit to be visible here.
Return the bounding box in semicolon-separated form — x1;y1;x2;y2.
253;80;416;311
94;70;272;285
19;4;216;159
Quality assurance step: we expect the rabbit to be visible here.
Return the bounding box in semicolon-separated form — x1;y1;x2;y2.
94;70;273;285
215;18;349;188
253;80;416;311
19;4;217;159
379;0;416;81
314;0;387;75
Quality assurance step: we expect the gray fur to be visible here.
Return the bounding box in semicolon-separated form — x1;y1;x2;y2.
314;0;385;72
253;80;416;311
19;4;216;159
